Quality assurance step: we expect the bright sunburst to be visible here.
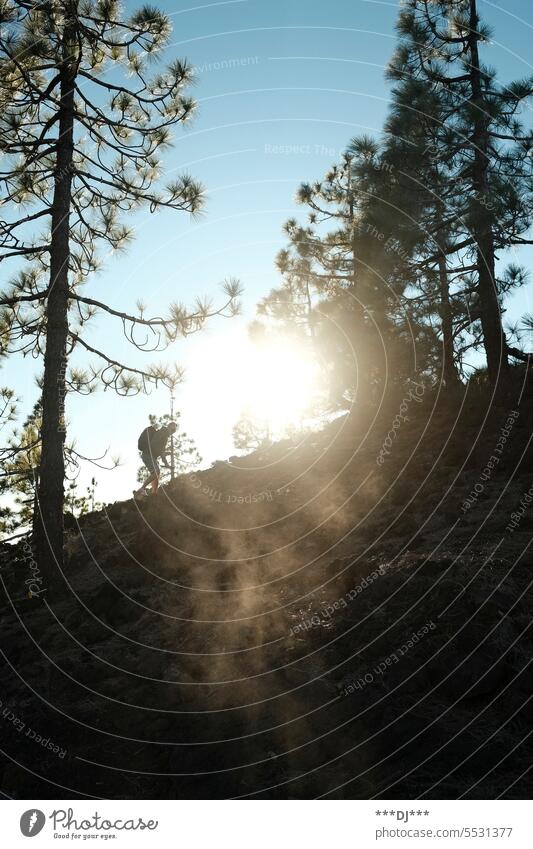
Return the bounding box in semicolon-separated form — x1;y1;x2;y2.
180;329;322;459
237;341;320;434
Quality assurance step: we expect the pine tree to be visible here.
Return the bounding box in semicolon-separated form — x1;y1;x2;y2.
260;143;394;407
0;386;19;535
389;0;533;385
0;1;240;580
65;476;102;516
3;400;41;532
371;77;467;388
232;410;271;452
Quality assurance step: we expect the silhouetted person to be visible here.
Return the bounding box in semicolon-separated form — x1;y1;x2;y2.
134;422;177;499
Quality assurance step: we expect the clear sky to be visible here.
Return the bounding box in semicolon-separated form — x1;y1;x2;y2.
2;0;533;506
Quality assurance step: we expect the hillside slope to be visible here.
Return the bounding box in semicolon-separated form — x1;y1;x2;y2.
1;381;533;799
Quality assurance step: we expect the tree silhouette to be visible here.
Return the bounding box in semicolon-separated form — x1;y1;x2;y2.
65;476;102;517
2;400;40;532
263;148;363;405
389;0;533;384
232;410;271;452
0;386;20;535
0;0;241;579
260;143;415;406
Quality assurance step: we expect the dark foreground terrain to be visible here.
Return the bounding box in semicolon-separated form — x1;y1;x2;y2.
1;380;533;799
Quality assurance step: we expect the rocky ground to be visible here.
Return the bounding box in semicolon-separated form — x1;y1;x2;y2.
1;380;532;799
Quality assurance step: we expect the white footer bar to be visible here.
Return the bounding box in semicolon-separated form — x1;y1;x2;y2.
2;799;530;847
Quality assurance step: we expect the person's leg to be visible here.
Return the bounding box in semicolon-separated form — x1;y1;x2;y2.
150;459;161;494
137;471;155;493
134;477;150;498
135;453;156;497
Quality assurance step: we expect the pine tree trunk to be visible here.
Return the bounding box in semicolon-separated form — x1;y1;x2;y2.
305;277;316;341
348;180;370;400
33;10;77;585
468;0;508;385
434;195;461;389
170;434;175;481
438;255;460;388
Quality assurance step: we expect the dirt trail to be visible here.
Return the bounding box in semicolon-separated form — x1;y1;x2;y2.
2;390;533;798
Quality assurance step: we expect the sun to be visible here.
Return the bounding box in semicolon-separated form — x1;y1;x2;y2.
238;342;320;435
179;328;322;459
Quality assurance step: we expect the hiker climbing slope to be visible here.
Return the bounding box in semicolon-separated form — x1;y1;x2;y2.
134;421;177;499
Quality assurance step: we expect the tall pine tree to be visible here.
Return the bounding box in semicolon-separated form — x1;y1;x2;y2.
0;1;240;580
389;0;533;385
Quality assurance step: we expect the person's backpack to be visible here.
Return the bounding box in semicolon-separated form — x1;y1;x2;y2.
138;426;155;453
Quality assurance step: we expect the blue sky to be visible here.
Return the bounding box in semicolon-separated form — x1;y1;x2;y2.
2;0;533;506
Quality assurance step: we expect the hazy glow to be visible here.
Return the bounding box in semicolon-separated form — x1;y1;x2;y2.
239;342;319;433
180;329;320;458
